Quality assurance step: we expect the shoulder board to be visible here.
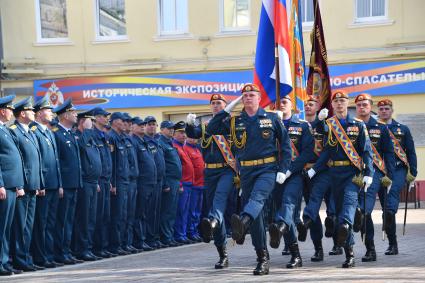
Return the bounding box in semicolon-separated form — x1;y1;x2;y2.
31;125;38;131
354;118;363;122
377;119;386;125
9;124;17;130
52;127;59;132
299;119;307;122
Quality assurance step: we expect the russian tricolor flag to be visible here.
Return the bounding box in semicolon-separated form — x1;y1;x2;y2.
254;0;293;107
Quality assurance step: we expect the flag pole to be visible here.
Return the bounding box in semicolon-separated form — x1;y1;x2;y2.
275;43;281;110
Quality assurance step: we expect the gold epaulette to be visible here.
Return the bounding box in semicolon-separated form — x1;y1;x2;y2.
9;124;17;130
377;119;386;125
31;125;37;132
52;127;59;132
354;118;363;122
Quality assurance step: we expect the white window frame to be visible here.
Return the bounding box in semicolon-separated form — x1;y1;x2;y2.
354;0;388;23
34;0;71;44
93;0;128;42
219;0;252;34
301;0;315;31
157;0;189;37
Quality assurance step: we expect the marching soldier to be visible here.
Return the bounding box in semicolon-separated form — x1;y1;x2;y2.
30;96;63;268
52;98;83;265
73;110;102;261
186;94;236;269
108;112;131;256
268;96;314;269
9;97;44;272
173;121;195;244
91;107;114;258
377;98;417;255
158;121;183;248
300;91;374;268
144;116;167;249
354;93;395;262
206;84;292;275
0;95;25;276
297;97;340;260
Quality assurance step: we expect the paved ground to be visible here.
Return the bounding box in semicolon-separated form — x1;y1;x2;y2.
6;207;425;282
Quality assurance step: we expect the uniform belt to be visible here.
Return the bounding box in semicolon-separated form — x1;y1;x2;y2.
240;156;276;167
205;163;228;169
327;160;351;167
304;163;315;169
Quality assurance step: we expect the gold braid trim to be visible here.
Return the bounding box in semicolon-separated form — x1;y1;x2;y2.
201;124;213;148
231;116;246;149
326;120;338;147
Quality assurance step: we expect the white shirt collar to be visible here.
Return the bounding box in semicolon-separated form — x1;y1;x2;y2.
19;122;29;133
35;121;48;131
58;122;71;132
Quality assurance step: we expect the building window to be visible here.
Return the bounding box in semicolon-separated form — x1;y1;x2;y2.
158;0;188;35
95;0;127;40
355;0;386;21
220;0;251;32
301;0;314;24
35;0;69;42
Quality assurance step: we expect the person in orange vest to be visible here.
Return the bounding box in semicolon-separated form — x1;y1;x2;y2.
184;138;205;242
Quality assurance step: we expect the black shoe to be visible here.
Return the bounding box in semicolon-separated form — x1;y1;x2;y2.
52;261;64;267
33;264;45;271
122;246;136;254
69;256;84;264
282;245;290;256
297;217;312;242
0;267;13;276
385;242;399;255
336;223;350;247
324;216;335;238
353;208;363;233
14;264;37;272
116;247;130;256
171;240;183;247
342;246;355;268
215;246;229;269
286;243;303;268
269;222;287;249
62;258;76;265
76;253;97;261
329;245;343;255
253;249;269;275
141;243;155;251
231;214;252;244
42;262;57;268
311;241;324;262
362;241;377;262
94;251;111;258
4;264;23;274
187;236;200;244
200;217;218;243
105;250;118;257
88;251;102;260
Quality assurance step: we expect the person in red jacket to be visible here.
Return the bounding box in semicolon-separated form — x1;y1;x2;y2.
184;137;205;242
173;121;195;244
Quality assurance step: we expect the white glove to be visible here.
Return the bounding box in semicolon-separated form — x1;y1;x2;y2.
276;111;283;120
363;176;373;190
276;172;287;184
318;108;329;121
186;113;196;125
307;168;316;179
224;95;243;113
285;170;292;179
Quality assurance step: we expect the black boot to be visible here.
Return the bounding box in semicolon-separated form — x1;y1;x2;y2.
286;243;303;268
215;246;229;269
311;240;324;262
269;222;287;249
362;241;377;262
342;246;355;268
231;214;252;244
200;217;218;243
324;216;336;238
329;236;343;255
336;223;350;247
385;240;399;255
353;207;363;233
282;244;290;255
297;217;312;242
253;249;269;275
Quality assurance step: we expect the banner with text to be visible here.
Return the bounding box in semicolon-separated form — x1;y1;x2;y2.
33;59;425;109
